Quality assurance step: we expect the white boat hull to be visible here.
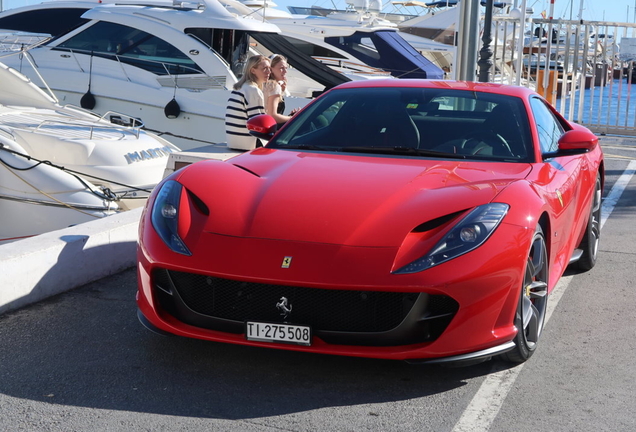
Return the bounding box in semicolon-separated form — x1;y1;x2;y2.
0;147;118;242
0;61;180;242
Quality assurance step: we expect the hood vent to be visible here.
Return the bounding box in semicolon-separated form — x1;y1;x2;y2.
233;164;261;178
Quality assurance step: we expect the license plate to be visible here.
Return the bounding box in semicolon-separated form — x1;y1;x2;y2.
245;321;312;346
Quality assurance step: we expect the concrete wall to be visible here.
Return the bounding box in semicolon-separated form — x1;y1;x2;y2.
0;207;142;315
0;146;233;316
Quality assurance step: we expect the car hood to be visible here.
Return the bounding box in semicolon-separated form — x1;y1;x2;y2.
177;149;532;247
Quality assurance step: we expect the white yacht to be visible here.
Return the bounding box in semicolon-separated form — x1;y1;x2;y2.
281;0;457;75
0;62;179;243
0;0;320;149
223;0;445;80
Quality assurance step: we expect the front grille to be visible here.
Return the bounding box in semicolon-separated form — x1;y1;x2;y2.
152;268;458;346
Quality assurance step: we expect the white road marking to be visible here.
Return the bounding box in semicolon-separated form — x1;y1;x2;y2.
601;160;636;230
451;160;636;432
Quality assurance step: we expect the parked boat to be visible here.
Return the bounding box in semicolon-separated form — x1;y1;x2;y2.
0;62;179;243
281;0;514;79
0;1;301;149
224;0;445;79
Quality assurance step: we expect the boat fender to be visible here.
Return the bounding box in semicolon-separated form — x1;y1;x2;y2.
81;51;97;110
164;97;181;119
81;90;96;110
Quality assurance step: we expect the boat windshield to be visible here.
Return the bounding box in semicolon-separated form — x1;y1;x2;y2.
325;30;444;79
55;21;203;75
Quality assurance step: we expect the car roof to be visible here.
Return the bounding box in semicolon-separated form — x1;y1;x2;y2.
333;79;536;99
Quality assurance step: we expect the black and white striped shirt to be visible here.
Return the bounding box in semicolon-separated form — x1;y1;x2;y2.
225;83;265;150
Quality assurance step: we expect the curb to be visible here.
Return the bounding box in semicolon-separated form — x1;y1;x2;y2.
0;145;231;317
0;207;142;315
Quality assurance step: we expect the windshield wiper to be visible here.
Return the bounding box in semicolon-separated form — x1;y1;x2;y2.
277;143;331;151
339;146;467;159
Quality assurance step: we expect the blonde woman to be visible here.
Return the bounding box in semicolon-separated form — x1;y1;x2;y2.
263;54;299;126
225;55;271;150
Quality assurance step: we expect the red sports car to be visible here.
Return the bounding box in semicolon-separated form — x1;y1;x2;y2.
137;80;603;365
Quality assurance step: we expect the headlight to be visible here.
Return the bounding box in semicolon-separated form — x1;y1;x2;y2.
395;203;509;273
151;180;191;256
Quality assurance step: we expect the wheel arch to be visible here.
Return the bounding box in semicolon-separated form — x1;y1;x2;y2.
537;212;551;272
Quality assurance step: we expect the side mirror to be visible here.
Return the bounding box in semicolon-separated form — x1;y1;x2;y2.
558;129;598;152
247;114;278;141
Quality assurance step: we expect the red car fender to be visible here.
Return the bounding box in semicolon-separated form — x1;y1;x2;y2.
490;179;552;330
492;179;548;234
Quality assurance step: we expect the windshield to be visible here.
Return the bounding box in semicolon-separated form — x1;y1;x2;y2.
268;86;532;162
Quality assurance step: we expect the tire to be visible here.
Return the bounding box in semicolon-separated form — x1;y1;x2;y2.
501;225;549;364
574;173;602;272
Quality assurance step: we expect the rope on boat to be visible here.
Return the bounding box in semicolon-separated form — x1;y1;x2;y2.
142;127;221;147
0;143;154;200
0;159;108;219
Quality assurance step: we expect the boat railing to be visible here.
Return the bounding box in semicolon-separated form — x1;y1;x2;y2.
55;47;230;89
55;47;205;78
63;105;146;133
100;110;145;131
32;115;144;140
0;44;59;103
0;32;51;52
0;126;18;143
3;42;227;92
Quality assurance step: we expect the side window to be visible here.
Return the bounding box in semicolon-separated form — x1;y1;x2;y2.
530;97;564;154
57;21;202;75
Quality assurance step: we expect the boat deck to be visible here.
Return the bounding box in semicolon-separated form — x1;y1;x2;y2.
0;107;136;140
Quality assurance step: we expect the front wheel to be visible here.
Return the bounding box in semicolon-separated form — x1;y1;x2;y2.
574;173;602;272
501;225;549;363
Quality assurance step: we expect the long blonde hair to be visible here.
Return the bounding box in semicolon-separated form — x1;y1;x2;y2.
233;55;269;90
269;54;287;75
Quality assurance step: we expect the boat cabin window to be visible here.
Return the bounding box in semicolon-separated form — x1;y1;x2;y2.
185;28;250;77
56;21;203;75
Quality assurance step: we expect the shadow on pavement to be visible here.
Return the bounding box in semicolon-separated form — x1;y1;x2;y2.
0;268;511;420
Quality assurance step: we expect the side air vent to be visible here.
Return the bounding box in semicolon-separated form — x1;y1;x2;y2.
412;210;465;233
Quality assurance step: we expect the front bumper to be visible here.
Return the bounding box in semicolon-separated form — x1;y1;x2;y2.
136;304;516;365
136;219;529;361
144;267;459;346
